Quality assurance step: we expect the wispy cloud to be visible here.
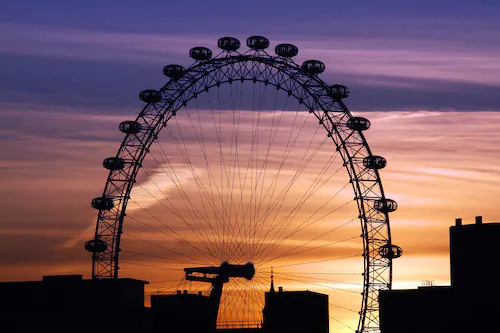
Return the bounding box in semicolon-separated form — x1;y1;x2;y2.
2;23;500;88
0;23;210;64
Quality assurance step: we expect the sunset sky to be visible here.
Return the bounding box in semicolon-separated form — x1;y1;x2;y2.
1;1;500;332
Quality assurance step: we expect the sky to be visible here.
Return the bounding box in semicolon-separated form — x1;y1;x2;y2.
1;1;500;332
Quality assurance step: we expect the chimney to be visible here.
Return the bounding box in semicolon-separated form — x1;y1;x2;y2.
278;286;283;292
177;290;181;295
183;290;188;295
455;218;462;226
475;216;482;225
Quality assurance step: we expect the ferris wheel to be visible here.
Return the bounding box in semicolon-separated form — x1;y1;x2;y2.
86;36;402;333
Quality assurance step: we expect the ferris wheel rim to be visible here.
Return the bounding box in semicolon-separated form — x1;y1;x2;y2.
89;38;397;333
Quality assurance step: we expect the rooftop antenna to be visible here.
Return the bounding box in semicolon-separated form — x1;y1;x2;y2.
270;266;275;293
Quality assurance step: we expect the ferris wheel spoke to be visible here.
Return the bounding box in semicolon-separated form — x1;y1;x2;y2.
252;170;349;262
119;260;185;271
121;231;210;265
273;271;363;288
231;107;284;263
161;122;224;227
179;103;236;258
124;197;216;262
237;279;253;325
195;83;250;262
230;82;260;260
329;302;358;313
272;274;360;295
260;270;362;277
238;102;289;258
241;93;286;259
132;167;221;260
262;218;357;262
250;96;284;257
259;254;360;270
244;107;306;230
246;275;268;324
222;82;253;262
248;123;332;256
221;84;239;259
156;125;230;259
257;205;356;264
121;249;208;267
235;276;264;327
329;313;357;332
228;85;249;260
236;93;267;262
260;235;359;267
255;196;354;263
234;275;264;326
249;145;334;252
225;90;247;261
146;144;218;241
189;103;238;260
246;81;269;261
218;278;244;325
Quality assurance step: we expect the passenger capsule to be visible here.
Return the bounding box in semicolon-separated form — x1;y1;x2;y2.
378;244;403;259
119;121;142;134
363;156;387;170
275;43;299;58
139;89;162;103
91;197;114;210
347;117;371;131
163;64;185;79
246;36;270;50
85;239;108;253
189;47;212;60
103;157;126;171
301;60;326;75
218;37;241;51
374;198;398;213
330;84;350;99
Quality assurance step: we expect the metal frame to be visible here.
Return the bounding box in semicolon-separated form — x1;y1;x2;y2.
89;41;394;333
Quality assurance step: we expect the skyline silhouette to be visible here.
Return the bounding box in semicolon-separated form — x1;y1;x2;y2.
1;1;499;333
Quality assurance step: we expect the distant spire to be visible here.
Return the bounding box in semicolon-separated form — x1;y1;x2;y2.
270;266;275;293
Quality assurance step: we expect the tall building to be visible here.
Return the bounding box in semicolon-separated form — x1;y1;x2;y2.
450;216;500;288
379;216;500;333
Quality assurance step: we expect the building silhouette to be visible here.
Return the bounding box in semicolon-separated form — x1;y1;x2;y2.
0;271;329;333
148;273;329;333
0;275;148;333
262;286;328;333
262;273;329;333
150;290;214;332
379;216;500;333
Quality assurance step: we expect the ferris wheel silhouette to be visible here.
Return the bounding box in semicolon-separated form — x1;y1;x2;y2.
86;36;401;333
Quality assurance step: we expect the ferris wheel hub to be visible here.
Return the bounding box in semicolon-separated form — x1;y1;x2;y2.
184;262;255;283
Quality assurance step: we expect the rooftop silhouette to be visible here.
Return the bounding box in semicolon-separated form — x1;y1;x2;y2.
0;270;329;333
379;216;500;333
